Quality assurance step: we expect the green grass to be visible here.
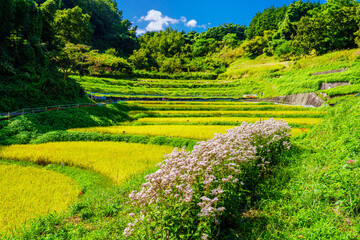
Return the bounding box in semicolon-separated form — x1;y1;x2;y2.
321;84;360;96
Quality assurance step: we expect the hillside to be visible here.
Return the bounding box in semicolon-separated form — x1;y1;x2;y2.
220;49;360;98
74;49;360;105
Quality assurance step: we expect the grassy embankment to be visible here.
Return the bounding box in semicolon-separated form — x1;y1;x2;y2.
220;98;360;239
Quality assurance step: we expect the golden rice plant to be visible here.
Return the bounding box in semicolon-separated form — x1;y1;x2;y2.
136;117;322;125
0;164;79;234
70;125;307;140
135;104;304;109
130;110;325;117
128;101;269;105
0;142;173;184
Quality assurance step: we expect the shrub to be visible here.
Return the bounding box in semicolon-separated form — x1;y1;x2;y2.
125;119;291;239
133;70;218;80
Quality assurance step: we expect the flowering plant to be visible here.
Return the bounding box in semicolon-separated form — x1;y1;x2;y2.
124;119;291;239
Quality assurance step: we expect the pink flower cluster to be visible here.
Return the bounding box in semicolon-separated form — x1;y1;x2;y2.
124;119;291;237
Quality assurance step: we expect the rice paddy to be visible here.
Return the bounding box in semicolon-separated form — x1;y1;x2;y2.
0;142;173;184
70;125;308;140
135;116;322;125
128;101;272;105
0;164;79;234
129;104;314;111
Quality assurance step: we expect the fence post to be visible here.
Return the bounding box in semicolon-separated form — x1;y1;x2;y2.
22;109;24;115
8;112;10;119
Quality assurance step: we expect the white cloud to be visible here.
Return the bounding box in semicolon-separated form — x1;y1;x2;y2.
184;19;208;29
136;29;147;36
137;10;208;33
185;19;197;28
139;10;179;32
198;24;207;29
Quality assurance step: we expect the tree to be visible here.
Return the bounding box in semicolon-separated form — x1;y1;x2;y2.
38;0;61;47
222;33;238;48
0;0;14;47
129;49;151;71
52;6;92;45
246;6;287;39
241;31;274;57
198;23;247;41
52;43;92;82
184;31;199;44
272;0;320;41
192;38;217;57
293;4;358;55
86;51;134;75
159;56;183;74
60;0;138;56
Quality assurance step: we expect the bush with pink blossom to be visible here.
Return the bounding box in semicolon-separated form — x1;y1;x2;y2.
124;119;291;239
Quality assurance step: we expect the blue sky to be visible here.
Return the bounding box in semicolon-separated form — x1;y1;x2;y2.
117;0;326;35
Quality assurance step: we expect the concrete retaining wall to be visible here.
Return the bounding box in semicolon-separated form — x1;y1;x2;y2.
313;68;347;76
252;92;325;107
320;82;350;90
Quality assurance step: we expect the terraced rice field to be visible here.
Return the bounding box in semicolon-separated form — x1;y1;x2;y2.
0;100;324;234
74;76;247;97
0;142;173;184
0;164;79;234
119;101;322;139
129;110;325;118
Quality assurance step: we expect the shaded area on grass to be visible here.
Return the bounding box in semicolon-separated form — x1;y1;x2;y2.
31;131;198;150
0;103;141;145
